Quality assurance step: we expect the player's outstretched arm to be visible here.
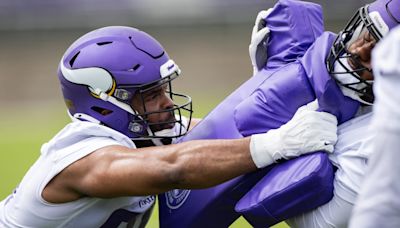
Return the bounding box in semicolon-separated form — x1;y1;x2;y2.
43;101;337;202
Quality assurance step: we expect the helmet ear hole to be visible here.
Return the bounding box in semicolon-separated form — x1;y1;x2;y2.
91;106;113;116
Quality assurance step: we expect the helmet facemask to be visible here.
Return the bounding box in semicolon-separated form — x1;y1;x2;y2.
116;71;193;140
327;5;379;104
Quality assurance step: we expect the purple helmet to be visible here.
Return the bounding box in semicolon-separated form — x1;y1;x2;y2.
58;26;192;141
327;0;400;104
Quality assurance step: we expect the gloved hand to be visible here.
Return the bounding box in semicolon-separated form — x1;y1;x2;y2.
250;100;338;168
249;9;273;76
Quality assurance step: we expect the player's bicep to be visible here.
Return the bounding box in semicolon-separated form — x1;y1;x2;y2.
72;145;176;197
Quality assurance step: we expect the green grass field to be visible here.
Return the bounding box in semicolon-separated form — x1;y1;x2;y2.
0;104;288;228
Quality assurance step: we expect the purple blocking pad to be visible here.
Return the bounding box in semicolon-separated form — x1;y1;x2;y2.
235;152;335;227
158;168;273;228
158;0;359;227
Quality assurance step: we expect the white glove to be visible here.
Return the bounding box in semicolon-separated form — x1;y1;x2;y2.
250;100;338;168
249;9;273;76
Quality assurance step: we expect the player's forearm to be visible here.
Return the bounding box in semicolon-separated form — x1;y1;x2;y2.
164;138;257;189
75;140;255;197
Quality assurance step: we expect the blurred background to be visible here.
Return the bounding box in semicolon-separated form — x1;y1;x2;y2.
0;0;371;112
0;0;371;227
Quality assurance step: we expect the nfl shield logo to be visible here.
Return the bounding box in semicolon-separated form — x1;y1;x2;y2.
165;189;191;209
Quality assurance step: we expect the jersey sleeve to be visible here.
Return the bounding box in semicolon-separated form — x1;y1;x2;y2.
37;121;132;201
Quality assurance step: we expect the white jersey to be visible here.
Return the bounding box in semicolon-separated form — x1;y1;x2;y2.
287;108;375;228
0;121;155;228
349;26;400;228
328;107;374;203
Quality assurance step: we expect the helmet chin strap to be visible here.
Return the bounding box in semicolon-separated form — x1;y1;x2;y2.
154;119;188;144
150;137;166;146
153;128;175;138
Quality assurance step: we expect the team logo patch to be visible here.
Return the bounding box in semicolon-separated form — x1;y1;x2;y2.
165;189;191;209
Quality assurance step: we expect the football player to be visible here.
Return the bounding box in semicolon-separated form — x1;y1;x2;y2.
349;25;400;228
